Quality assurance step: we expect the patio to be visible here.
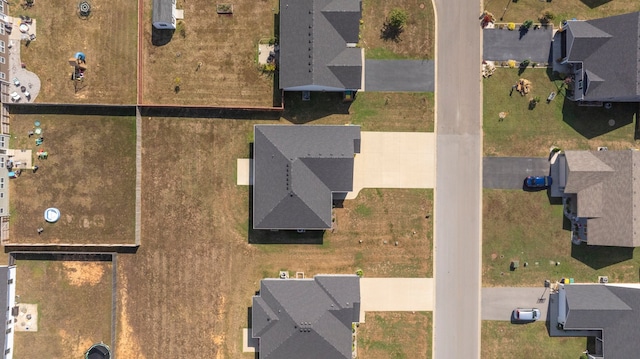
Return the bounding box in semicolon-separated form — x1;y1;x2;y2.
7;16;41;103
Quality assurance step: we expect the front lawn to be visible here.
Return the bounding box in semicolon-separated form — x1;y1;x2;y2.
483;0;640;24
483;69;638;157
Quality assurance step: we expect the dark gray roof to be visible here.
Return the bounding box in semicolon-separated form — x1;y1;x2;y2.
0;266;10;354
563;150;640;247
279;0;362;90
565;12;640;101
253;125;361;230
252;275;360;359
562;284;640;358
152;0;173;25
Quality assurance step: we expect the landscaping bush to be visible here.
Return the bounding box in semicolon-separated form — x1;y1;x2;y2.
520;59;531;68
507;22;516;31
522;20;533;29
388;8;409;29
507;59;516;68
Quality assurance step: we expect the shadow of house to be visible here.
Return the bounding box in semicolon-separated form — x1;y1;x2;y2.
571;244;634;269
251;125;361;233
281;91;351;124
279;0;363;93
579;0;613;8
561;97;636;139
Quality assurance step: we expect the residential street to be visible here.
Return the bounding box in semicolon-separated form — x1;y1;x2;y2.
482;287;551;321
433;0;483;358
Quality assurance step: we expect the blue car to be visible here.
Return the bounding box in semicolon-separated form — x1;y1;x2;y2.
526;176;552;188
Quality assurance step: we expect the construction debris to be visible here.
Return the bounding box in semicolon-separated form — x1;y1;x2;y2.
516;78;531;96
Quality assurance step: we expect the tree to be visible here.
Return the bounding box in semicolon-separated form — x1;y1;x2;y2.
388;8;408;29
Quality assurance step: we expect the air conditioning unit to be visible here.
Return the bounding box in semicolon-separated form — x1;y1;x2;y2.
598;276;608;284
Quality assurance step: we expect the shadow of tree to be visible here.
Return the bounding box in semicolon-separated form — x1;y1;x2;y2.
571;244;634;270
380;22;404;43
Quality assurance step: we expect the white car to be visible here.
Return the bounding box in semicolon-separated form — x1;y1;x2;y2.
513;308;540;322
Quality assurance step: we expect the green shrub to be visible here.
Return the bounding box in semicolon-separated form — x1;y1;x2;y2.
522;20;533;29
388;8;408;29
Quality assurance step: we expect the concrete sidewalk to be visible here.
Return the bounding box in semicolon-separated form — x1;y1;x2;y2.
347;132;435;199
359;278;434;322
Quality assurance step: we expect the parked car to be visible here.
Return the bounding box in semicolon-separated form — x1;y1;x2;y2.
512;308;541;322
525;176;552;188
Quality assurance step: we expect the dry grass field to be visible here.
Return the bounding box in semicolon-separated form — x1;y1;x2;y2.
141;0;277;106
9;0;138;104
360;0;435;59
14;258;112;358
8;114;136;245
115;118;432;358
358;312;431;359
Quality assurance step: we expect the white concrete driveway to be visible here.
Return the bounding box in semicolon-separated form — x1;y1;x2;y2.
359;278;434;322
347;132;435;199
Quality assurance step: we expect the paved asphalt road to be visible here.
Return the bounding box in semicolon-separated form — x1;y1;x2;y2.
483;157;550;189
482;287;551;321
483;27;553;63
433;0;483;357
365;60;434;92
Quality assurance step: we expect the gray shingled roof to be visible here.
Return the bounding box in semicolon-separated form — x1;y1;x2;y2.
253;125;361;230
252;275;360;359
565;12;640;101
152;0;173;25
562;284;640;358
279;0;362;90
563;150;640;247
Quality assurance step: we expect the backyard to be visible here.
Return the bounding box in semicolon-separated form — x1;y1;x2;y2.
484;0;640;24
358;312;431;359
13;257;112;358
484;69;638;157
9;0;138;104
115;118;432;358
8;114;136;245
283;91;434;132
142;0;277;106
483;189;640;287
360;0;435;59
482;321;586;358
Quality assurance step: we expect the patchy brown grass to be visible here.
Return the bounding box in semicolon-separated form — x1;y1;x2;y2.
9;0;138;104
14;259;112;358
141;0;277;106
360;0;435;59
358;312;431;359
116;118;432;358
8;114;136;244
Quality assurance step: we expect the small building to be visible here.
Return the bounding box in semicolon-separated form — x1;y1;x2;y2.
279;0;363;92
252;125;361;230
0;265;16;359
556;150;640;247
152;0;177;30
556;12;640;102
252;275;360;359
555;283;640;358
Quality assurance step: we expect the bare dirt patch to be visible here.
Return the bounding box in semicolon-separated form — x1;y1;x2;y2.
116;118;432;358
9;0;138;104
62;261;105;286
8;114;136;245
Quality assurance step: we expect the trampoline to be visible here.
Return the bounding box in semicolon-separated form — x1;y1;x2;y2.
44;208;60;223
85;343;111;359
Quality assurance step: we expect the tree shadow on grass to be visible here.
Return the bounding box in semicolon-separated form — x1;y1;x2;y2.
571;244;634;270
281;92;351;124
561;98;636;139
380;22;403;43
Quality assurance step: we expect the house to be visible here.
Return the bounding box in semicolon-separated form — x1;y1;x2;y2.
0;2;10;85
0;265;16;359
556;150;640;247
555;283;640;358
252;125;361;230
252;275;360;359
152;0;177;29
556;12;640;102
279;0;363;92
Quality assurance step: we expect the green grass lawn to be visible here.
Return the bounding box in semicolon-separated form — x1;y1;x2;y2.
483;190;640;286
358;312;431;359
282;92;434;132
484;0;640;24
484;69;638;157
482;321;586;358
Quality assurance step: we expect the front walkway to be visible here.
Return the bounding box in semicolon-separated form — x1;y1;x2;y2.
359;278;434;322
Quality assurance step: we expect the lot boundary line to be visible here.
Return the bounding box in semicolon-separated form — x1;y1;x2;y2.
135;107;142;247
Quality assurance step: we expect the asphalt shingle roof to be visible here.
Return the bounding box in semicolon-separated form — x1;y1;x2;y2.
564;150;640;247
279;0;362;90
253;125;361;230
562;284;640;358
565;12;640;101
152;0;173;25
252;275;360;359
